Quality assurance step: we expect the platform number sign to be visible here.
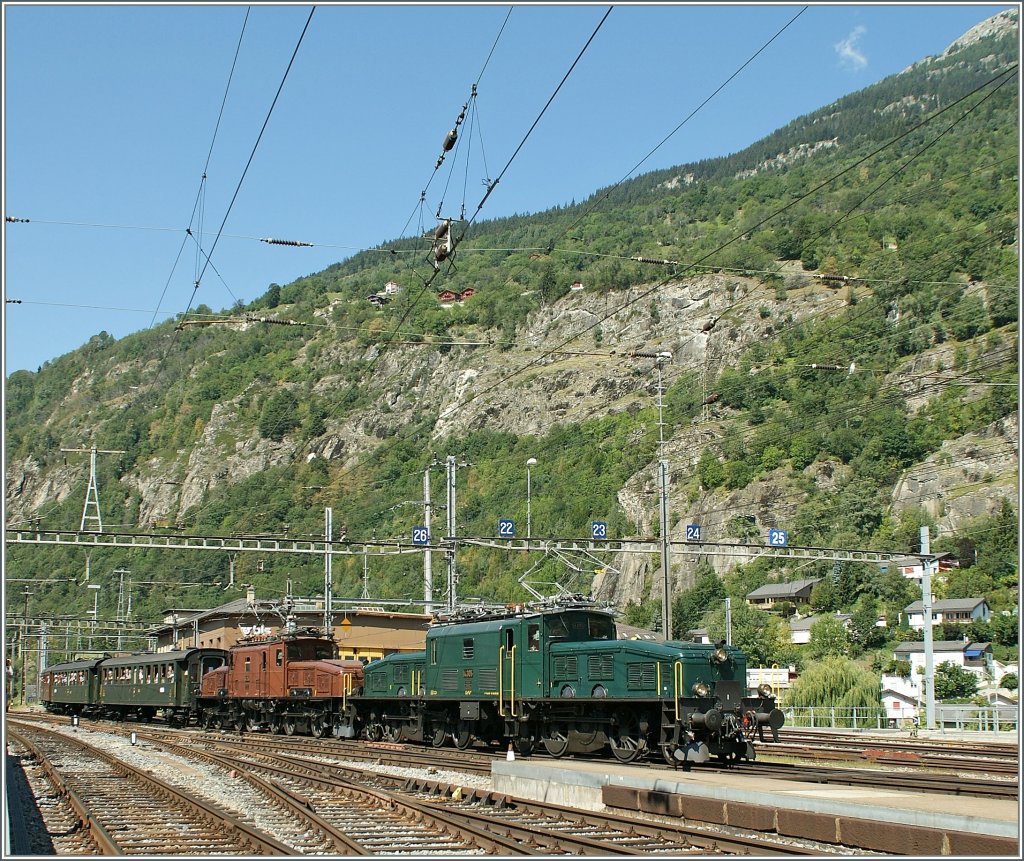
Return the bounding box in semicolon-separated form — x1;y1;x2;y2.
498;519;515;538
591;521;608;540
412;526;429;546
768;528;788;547
685;524;701;542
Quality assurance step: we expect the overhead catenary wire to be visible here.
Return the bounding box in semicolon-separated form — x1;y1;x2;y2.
178;6;316;330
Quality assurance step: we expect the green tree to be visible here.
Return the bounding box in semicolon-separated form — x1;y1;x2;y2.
1000;672;1017;692
934;661;979;699
702;602;791;667
258;389;300;441
808;614;851;658
786;656;882;712
672;562;725;639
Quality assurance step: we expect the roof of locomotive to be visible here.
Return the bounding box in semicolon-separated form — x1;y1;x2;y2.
429;595;615;628
233;626;334;647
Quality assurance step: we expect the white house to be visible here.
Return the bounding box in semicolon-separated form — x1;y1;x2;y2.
886;553;959;587
903;597;990;631
892;640;995;682
383;280;401;296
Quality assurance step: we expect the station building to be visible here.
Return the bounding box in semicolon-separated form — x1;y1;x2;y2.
150;589;430;661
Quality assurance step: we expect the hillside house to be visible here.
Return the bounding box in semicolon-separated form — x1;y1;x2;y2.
383;280;401;296
459;287;475;301
437;290;458;304
886;552;959;587
892;640;995;680
367;293;389;307
569;281;585;291
745;578;821;612
880;640;996;724
903;597;990;631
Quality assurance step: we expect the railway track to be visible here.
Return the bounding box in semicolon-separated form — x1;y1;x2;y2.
8;717;846;855
20;713;1017;801
6;724;298;855
763;729;1019;776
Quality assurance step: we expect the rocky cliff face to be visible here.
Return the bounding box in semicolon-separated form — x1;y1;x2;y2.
6;266;1015;567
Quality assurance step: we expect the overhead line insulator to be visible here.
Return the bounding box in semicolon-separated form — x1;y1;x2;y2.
5;216;30;223
260;236;311;246
633;255;678;266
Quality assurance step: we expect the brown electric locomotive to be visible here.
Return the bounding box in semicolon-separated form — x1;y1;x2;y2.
197;626;363;736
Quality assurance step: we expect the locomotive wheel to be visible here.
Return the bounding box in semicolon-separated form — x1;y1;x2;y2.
454;723;474;750
610;735;645;763
430;726;447;748
609;715;646;763
269;717;282;734
283;718;297;736
514;737;534;757
383;722;402;743
541;728;569;758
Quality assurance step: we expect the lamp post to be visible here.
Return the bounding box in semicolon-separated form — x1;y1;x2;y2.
526;458;538;540
21;589;31;705
655;352;672;640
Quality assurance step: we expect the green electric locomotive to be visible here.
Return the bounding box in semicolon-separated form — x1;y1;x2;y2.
360;596;784;764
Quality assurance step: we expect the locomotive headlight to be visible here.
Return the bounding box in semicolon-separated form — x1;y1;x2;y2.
712;647;730;664
757;683;774;698
692;682;710;698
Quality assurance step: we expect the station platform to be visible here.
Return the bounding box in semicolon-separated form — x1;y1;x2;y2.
492;756;1019;852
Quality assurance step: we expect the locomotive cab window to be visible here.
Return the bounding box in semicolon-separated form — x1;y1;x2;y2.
261;652;267;670
314;645;333;660
288;644;301;660
275;649;283;667
528;624;540;651
244;657;251;673
587;615;612;640
430;640;438;665
505;629;514;653
547;615;569;639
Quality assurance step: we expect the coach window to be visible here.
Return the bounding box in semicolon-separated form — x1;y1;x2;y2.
275;649;283;667
528;624;540;651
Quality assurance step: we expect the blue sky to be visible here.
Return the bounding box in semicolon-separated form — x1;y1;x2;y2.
3;2;1016;374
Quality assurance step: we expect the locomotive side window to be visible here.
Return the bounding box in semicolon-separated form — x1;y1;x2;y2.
315;645;333;660
288;644;302;660
276;649;283;667
588;616;612;640
462;638;474;659
505;629;514;653
528;624;540;651
261;652;267;670
430;640;438;665
244;657;251;673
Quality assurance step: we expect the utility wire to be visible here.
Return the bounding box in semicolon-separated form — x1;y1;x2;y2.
179;6;316;328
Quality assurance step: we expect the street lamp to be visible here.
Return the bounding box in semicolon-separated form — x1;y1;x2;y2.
526;458;538;540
